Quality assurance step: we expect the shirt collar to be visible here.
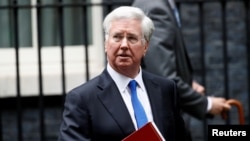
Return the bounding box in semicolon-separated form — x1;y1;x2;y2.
107;63;145;92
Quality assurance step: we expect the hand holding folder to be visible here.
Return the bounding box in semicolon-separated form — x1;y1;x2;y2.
122;122;165;141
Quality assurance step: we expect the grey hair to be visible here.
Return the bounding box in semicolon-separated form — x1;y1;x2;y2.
103;6;154;43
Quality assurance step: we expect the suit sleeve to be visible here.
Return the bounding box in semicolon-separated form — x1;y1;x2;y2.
58;90;91;141
133;0;208;120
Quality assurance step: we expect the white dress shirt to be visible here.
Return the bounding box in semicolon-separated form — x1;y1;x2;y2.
107;63;153;130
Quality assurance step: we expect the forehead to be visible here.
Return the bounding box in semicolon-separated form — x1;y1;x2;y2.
109;18;142;35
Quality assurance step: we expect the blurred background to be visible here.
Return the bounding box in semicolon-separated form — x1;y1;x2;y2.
0;0;249;141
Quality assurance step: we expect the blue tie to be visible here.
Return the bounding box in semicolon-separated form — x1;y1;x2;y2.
129;80;148;128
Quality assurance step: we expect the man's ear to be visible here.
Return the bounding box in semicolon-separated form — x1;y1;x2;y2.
143;41;149;55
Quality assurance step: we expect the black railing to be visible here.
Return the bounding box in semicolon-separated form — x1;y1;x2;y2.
0;0;249;141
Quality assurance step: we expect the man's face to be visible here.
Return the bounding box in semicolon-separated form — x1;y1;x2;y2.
105;18;148;74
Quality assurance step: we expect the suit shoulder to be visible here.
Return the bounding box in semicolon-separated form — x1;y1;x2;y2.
143;70;175;85
133;0;168;14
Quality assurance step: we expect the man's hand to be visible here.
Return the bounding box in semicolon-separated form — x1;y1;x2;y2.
192;80;205;95
208;97;231;115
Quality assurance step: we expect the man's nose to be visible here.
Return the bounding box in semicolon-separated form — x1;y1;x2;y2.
120;37;129;47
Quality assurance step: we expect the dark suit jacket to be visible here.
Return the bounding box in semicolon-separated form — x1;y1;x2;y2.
132;0;208;120
58;69;189;141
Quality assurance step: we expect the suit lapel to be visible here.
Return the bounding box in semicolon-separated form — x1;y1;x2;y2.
165;0;194;73
142;72;165;134
164;0;180;28
97;70;135;134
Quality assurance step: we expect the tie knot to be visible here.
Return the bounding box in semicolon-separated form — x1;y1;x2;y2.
129;80;137;90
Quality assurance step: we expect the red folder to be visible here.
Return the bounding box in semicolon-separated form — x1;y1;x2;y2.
122;122;165;141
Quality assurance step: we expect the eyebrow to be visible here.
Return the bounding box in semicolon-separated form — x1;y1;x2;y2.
112;32;139;37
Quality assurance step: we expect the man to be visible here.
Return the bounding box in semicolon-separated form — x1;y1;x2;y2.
132;0;231;125
58;6;189;141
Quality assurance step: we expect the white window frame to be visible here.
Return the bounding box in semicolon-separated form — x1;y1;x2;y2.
0;0;105;97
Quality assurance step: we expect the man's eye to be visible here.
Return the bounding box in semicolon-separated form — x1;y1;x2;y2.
128;37;138;43
128;37;137;40
113;35;123;41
